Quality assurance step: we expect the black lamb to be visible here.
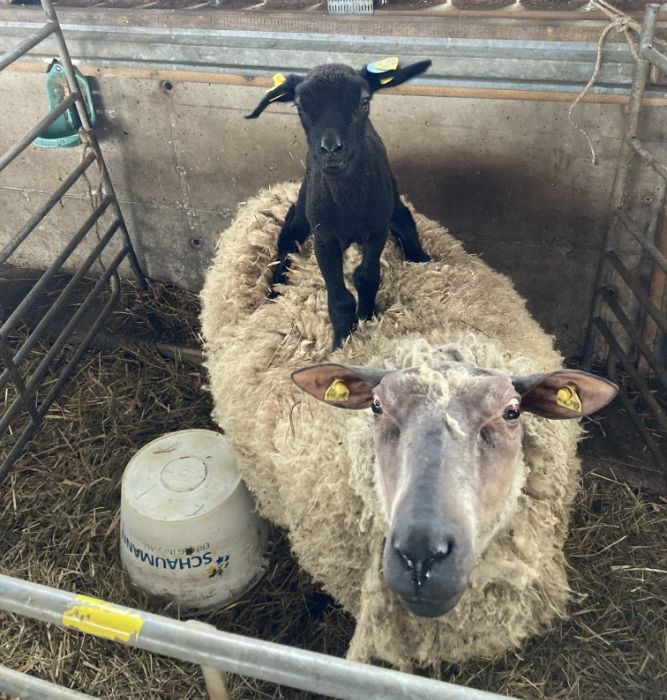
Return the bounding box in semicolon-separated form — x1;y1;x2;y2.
246;59;432;349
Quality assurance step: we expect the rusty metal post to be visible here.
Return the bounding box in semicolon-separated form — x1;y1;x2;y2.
582;3;658;367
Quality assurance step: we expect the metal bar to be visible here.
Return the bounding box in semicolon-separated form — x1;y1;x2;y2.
31;272;121;423
640;44;667;75
0;151;98;266
600;287;667;388
7;7;667;101
0;21;55;72
0;246;127;441
0;573;512;700
2;4;665;41
0;195;111;338
0;218;121;392
581;4;658;368
0;416;40;484
593;317;667;435
0;663;96;700
0;337;40;423
40;11;92;133
608;251;667;334
604;348;666;471
38;0;145;288
630;138;667;182
615;210;667;276
0;92;78;173
641;194;667;373
0;20;651;85
8;61;667;104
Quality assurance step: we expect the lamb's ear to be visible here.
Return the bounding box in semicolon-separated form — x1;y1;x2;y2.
244;73;304;119
512;369;617;420
359;58;432;93
291;363;391;410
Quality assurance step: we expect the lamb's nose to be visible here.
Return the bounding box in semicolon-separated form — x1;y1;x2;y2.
319;131;344;155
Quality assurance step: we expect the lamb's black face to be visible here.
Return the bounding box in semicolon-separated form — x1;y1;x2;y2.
294;65;371;179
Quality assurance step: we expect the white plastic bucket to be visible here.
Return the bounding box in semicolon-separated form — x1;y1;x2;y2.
120;429;268;610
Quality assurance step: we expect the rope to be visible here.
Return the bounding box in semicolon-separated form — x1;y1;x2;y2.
568;0;662;166
79;128;107;274
595;0;667;51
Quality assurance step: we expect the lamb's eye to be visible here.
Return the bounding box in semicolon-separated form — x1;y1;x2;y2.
360;97;370;112
371;397;383;415
503;406;521;422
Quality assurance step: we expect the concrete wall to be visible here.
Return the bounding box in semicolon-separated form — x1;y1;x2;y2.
1;69;664;357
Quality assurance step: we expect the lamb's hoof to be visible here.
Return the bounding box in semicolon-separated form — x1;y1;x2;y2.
412;251;430;263
332;325;356;351
332;334;345;351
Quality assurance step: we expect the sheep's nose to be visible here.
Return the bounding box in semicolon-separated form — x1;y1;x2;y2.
319;131;344;156
392;532;455;589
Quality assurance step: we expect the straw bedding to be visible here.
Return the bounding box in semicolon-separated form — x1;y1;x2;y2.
0;279;665;699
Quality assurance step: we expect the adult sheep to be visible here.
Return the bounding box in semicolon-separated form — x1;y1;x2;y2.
200;183;616;668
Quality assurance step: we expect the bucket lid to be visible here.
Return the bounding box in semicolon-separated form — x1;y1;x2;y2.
122;429;241;523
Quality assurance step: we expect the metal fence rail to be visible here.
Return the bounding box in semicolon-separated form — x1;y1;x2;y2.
0;0;145;482
0;573;513;700
0;663;95;700
583;3;667;473
2;9;667;103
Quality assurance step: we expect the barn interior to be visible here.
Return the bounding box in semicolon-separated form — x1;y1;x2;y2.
1;1;666;698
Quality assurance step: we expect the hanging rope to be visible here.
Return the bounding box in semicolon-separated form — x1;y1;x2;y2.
568;0;662;166
79;128;107;274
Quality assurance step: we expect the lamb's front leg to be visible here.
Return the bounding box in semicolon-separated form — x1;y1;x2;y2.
314;234;356;350
270;184;311;294
354;235;385;322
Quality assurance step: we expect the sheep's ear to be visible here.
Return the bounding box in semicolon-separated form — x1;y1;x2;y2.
512;369;617;420
245;73;304;119
291;363;391;410
359;58;431;93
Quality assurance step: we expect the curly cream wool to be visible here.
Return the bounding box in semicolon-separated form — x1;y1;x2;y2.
200;183;581;668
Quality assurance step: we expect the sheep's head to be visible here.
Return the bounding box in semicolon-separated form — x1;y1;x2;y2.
292;360;616;618
245;59;431;178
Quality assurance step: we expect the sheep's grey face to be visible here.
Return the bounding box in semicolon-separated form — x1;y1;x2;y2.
291;359;616;619
372;368;526;618
294;65;372;178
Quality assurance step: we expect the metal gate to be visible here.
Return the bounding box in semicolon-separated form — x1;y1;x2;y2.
0;0;145;482
583;3;667;473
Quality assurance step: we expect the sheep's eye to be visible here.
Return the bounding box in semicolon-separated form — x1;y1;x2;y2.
371;397;383;415
503;406;521;422
360;97;370;112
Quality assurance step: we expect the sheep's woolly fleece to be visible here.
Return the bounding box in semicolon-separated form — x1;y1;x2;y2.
200;183;582;668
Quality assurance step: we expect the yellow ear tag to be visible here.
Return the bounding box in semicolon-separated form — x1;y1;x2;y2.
366;56;399;74
379;75;394;85
268;72;288;102
556;385;583;413
271;72;286;88
324;379;350;403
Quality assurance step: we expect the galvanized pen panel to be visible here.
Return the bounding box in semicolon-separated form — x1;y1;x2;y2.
583;3;667;472
0;0;145;482
0;573;513;700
